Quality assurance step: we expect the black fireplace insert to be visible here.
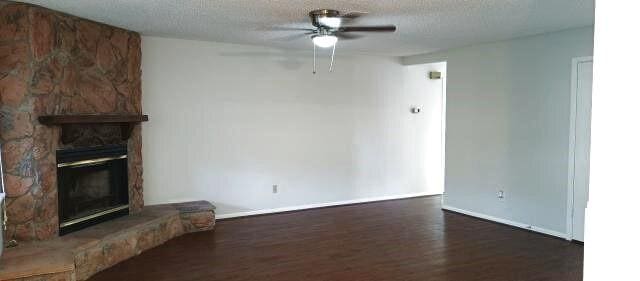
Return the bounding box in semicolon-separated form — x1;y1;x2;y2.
57;145;129;235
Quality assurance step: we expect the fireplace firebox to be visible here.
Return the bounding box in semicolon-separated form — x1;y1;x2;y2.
57;145;129;235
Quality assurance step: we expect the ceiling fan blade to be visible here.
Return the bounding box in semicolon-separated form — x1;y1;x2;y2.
271;26;316;32
274;32;314;42
335;32;363;40
339;25;397;32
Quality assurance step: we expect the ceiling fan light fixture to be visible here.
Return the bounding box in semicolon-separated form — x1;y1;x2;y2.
318;17;341;28
313;35;338;48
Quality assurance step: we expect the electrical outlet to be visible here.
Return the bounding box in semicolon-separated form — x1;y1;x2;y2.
272;185;278;194
497;190;505;200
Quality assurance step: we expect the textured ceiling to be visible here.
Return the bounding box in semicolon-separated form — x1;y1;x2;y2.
18;0;594;56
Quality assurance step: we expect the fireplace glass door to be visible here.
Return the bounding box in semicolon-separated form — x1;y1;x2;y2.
57;145;129;235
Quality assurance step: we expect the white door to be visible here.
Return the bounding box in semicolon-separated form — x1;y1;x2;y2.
572;60;593;242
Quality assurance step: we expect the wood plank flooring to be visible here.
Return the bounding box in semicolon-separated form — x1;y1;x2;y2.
89;196;583;281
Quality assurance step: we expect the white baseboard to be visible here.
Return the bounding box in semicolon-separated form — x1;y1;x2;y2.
441;205;570;240
216;192;438;219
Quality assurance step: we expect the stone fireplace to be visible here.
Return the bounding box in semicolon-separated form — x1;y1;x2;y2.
0;1;143;241
0;3;216;280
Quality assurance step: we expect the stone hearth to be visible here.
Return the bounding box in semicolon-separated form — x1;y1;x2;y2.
0;201;215;281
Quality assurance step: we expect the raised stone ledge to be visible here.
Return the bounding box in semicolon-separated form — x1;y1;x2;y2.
173;201;216;233
0;201;216;281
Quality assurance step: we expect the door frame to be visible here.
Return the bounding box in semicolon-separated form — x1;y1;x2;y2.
565;56;594;241
438;62;447;206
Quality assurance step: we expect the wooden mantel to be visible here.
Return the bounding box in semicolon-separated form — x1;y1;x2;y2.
38;114;149;125
38;114;149;143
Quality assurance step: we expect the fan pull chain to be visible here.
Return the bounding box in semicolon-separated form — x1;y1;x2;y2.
329;42;336;72
313;44;317;74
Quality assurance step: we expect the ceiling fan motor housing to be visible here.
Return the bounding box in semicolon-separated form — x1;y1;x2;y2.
309;9;341;28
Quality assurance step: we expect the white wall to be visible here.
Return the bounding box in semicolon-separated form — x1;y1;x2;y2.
404;62;447;199
141;37;445;216
403;27;594;237
584;1;640;279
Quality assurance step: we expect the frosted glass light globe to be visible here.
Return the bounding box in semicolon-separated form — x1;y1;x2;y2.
313;35;338;48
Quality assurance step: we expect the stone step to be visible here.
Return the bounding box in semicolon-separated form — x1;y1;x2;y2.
0;201;215;281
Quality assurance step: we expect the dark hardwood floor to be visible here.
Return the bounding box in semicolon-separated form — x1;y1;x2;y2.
89;196;583;281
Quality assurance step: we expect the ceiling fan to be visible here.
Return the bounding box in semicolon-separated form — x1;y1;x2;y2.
278;9;397;73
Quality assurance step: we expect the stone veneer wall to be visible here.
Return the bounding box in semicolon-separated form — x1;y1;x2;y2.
0;1;143;241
